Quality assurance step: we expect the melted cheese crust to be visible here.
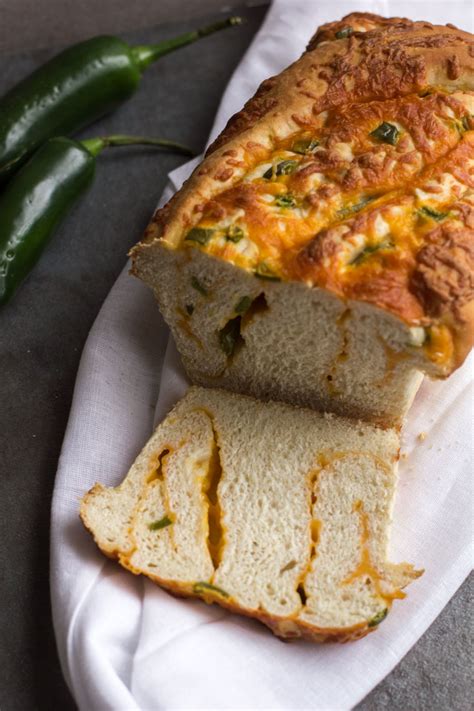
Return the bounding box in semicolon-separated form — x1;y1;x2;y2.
184;91;474;361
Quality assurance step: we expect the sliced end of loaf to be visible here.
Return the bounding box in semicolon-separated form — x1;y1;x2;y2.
132;243;431;428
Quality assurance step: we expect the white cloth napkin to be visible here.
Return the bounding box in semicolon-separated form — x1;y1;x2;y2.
51;1;474;709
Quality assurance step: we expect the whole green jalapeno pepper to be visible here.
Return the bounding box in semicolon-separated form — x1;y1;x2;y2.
0;134;192;305
0;16;242;181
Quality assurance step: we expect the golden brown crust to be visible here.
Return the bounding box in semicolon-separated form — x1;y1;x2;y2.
411;224;474;319
307;12;428;49
204;13;473;154
119;555;379;643
131;13;474;374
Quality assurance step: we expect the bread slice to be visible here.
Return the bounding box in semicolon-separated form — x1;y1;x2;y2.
81;387;422;642
131;14;474;428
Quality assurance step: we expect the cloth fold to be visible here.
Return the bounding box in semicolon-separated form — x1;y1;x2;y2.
51;2;474;709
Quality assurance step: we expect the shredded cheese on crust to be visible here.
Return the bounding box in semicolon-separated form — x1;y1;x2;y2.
182;91;474;367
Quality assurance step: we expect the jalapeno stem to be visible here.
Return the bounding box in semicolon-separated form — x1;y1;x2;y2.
81;135;194;157
131;16;244;71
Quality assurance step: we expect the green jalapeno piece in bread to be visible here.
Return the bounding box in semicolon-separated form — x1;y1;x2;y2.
148;515;174;531
0;134;192;306
0;17;243;181
370;122;400;145
193;582;229;598
418;206;449;222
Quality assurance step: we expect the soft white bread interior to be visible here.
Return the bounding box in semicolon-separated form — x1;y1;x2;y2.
135;244;425;428
81;387;422;642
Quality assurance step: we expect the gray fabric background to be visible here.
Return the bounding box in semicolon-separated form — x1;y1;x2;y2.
0;1;471;709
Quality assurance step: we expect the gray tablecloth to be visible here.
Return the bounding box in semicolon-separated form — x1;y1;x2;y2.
0;3;471;709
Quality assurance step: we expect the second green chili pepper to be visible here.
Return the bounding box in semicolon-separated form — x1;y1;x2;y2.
0;16;242;182
0;134;192;306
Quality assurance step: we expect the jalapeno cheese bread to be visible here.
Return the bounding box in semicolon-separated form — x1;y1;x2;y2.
81;387;421;642
132;13;474;427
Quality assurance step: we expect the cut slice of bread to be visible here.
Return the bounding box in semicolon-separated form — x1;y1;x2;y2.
80;387;422;643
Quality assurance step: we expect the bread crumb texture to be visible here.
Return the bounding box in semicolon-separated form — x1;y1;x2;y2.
80;387;422;643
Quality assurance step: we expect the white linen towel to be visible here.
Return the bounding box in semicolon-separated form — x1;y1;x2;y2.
51;1;474;709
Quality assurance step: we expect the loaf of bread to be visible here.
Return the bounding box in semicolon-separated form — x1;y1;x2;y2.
80;386;422;642
131;13;474;427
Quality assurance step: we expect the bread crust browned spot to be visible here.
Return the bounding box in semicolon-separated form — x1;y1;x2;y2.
411;224;474;319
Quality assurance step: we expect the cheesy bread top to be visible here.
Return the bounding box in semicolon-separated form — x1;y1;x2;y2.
135;13;474;373
184;91;473;365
